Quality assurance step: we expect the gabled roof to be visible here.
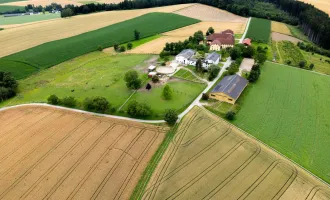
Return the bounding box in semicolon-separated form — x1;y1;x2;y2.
207;29;235;46
243;38;252;46
211;75;248;100
176;49;196;59
205;52;220;62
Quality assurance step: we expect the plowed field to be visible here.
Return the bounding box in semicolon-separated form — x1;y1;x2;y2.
0;105;165;200
138;106;330;200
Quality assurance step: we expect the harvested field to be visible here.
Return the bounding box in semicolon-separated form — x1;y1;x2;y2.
0;105;165;200
272;32;301;43
0;4;193;58
174;4;247;23
1;0;124;6
298;0;330;15
128;36;187;54
136;106;330;199
164;21;247;37
271;21;291;35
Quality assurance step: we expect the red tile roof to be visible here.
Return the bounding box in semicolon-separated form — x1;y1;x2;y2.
243;38;251;46
207;29;235;46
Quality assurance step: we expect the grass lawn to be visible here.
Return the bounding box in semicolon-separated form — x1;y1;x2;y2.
173;68;205;83
233;62;330;183
245;18;271;43
301;50;330;75
0;5;24;13
0;13;60;25
121;34;161;49
0;12;200;79
277;41;306;67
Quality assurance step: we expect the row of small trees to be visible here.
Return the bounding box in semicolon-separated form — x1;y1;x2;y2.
0;72;17;102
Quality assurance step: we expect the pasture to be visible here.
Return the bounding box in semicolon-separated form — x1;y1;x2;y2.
302;50;330;75
0;13;60;26
0;4;193;58
134;106;330;199
0;5;23;13
173;69;205;84
233;62;330;183
0;105;165;200
245;18;271;43
0;12;199;79
277;41;306;66
271;21;291;35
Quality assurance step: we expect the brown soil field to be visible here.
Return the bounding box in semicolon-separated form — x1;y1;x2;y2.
272;32;302;44
127;36;187;54
271;21;292;35
0;105;165;200
0;4;193;58
174;4;247;23
164;21;247;37
141;106;330;200
298;0;330;15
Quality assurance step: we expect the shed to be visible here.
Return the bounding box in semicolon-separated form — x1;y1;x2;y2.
148;72;157;78
148;65;156;71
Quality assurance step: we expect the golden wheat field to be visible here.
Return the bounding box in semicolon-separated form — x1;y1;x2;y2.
298;0;330;15
271;21;292;35
0;105;165;200
140;106;330;200
174;4;247;23
0;4;193;58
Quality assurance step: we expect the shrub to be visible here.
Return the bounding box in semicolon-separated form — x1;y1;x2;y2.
61;8;73;18
164;109;178;125
226;111;235;120
61;96;77;107
83;96;110;113
127;42;133;50
299;60;306;68
227;63;239;75
124;70;142;89
127;100;151;117
97;45;103;51
309;63;314;69
248;64;261;83
152;75;159;83
230;46;241;60
134;29;140;40
0;72;17;102
208;65;220;81
119;46;126;52
47;94;61;105
162;84;173;100
201;93;209;100
114;43;119;51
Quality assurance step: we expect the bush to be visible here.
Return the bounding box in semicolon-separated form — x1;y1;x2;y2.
0;72;17;102
309;63;314;69
201;93;209;100
127;42;133;50
47;94;61;105
299;60;306;68
124;70;142;89
61;96;77;107
248;64;261;83
226;111;235;120
164;109;178;125
208;65;220;81
152;75;159;83
227;63;239;75
61;8;73;18
97;45;103;51
162;84;173;100
127;100;151;117
230;47;241;60
119;46;126;52
83;96;110;113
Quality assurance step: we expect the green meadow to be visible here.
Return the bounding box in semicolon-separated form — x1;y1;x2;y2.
246;18;271;43
0;5;24;13
0;13;60;25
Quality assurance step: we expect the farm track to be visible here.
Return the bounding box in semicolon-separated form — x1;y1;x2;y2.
0;105;164;200
142;106;330;200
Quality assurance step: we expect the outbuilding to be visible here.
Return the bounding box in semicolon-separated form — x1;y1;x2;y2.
148;65;156;72
175;49;196;65
203;52;221;69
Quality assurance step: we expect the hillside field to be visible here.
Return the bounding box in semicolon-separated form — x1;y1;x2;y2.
133;106;330;199
0;5;23;13
277;41;306;67
271;21;291;35
246;18;271;43
0;12;199;79
0;105;165;199
0;13;60;26
0;52;205;119
233;62;330;183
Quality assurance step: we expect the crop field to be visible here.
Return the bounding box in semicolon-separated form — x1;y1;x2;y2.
0;13;199;79
0;13;60;26
277;41;306;66
302;50;330;75
164;21;247;37
173;69;205;84
174;4;247;23
0;5;23;12
0;0;24;3
272;32;302;43
298;0;330;15
0;4;193;58
1;0;82;6
0;105;165;200
134;106;330;199
233;62;330;183
246;18;271;43
271;21;291;35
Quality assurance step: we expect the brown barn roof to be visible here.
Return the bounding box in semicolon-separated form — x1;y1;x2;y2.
207;29;235;45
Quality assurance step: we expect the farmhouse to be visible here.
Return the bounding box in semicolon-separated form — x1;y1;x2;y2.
207;29;235;50
210;74;248;104
175;49;196;65
203;52;220;69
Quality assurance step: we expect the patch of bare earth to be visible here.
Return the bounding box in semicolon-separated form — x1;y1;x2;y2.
0;105;165;200
142;106;330;200
272;32;302;44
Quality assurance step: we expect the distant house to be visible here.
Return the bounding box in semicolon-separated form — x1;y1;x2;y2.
207;29;235;50
175;49;196;65
243;38;252;46
209;75;248;104
203;52;220;69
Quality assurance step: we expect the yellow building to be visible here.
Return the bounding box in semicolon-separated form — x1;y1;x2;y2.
209;74;248;104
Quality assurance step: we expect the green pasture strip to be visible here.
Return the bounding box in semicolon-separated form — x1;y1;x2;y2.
246;18;271;43
233;62;330;183
0;0;25;3
301;50;330;75
277;41;305;67
0;13;60;25
121;34;161;49
0;12;200;79
287;25;310;42
0;5;24;13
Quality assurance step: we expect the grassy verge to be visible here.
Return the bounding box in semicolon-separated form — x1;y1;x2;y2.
0;13;60;25
122;34;161;49
130;123;179;200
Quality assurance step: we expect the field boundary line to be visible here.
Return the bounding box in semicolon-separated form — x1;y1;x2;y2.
239;17;251;43
200;105;330;189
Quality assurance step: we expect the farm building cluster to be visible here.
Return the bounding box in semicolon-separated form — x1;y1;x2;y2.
175;49;221;69
207;29;235;51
